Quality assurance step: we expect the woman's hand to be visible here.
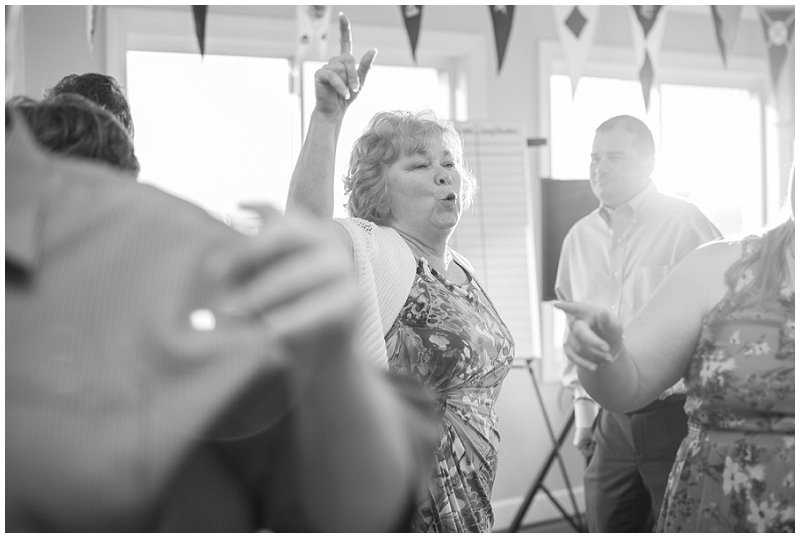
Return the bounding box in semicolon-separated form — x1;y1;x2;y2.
554;301;624;371
314;13;377;118
286;12;375;218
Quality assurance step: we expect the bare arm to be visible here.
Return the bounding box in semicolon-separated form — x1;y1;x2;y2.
557;240;738;412
286;111;342;218
286;13;377;219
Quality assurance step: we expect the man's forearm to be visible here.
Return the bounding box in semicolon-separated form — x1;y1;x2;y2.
573;396;599;430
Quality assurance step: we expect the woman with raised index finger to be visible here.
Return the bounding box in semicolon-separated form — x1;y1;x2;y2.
286;13;515;533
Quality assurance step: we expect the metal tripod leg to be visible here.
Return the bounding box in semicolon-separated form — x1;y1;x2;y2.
508;358;586;532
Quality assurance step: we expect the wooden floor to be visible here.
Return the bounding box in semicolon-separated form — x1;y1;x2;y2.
515;515;587;533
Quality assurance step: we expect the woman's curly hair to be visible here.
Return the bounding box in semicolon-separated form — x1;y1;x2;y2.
343;109;477;224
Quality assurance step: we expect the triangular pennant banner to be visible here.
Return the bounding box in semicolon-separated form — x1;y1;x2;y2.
554;5;600;97
629;5;666;111
565;6;587;39
192;6;208;57
633;5;662;37
711;5;743;67
295;5;332;68
86;6;98;56
757;7;796;91
400;5;423;62
639;52;654;110
490;5;515;73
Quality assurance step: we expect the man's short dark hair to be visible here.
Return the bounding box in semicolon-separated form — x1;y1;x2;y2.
45;73;134;139
596;115;655;159
7;93;140;177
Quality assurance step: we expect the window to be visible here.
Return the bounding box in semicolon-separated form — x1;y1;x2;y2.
657;83;762;234
126;54;446;222
127;51;300;221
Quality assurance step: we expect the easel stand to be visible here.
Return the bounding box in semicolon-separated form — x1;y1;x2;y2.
508;358;586;532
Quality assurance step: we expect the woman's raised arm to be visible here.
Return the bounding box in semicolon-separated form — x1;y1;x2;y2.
286;13;377;219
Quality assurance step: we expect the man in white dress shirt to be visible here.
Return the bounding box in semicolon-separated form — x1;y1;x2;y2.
556;115;721;532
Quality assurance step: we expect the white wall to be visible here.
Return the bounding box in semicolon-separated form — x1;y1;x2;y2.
11;4;794;531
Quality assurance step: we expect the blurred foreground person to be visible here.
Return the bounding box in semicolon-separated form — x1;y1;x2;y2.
7;94;139;177
6;111;436;532
557;181;795;532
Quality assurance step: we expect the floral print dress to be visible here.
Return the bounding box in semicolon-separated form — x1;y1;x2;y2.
657;234;795;532
386;257;514;532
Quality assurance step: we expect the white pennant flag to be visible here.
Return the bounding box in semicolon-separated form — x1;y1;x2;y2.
295;5;332;69
757;7;796;91
711;5;743;67
628;6;667;110
554;5;600;97
629;6;667;73
87;5;98;56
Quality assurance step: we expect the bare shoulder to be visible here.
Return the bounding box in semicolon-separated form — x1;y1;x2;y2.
680;239;742;276
666;239;742;308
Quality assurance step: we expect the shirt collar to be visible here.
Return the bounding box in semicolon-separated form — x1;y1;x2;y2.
599;180;657;226
6;118;56;274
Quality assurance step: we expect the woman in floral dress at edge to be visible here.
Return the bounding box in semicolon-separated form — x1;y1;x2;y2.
557;175;795;532
285;14;514;532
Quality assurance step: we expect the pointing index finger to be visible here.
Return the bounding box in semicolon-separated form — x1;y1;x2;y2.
339;12;352;55
553;301;589;318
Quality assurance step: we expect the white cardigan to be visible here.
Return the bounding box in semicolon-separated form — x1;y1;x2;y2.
336;217;474;370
